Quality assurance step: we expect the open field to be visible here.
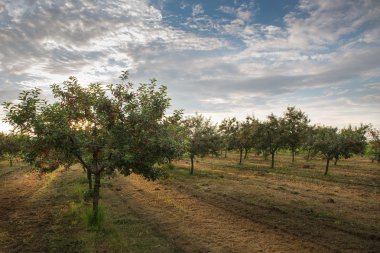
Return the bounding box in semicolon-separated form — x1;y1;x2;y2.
0;153;379;252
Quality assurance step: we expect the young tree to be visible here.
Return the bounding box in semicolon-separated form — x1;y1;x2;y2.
3;74;174;214
367;128;380;162
312;127;340;175
256;114;286;168
235;116;259;164
283;107;310;162
160;110;187;164
184;114;220;174
333;125;368;165
219;117;239;158
302;125;317;161
1;133;25;166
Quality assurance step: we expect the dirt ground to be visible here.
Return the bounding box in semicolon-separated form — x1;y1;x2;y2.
0;164;55;252
108;174;329;253
0;154;379;252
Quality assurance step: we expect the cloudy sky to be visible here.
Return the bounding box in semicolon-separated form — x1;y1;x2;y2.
1;0;380;131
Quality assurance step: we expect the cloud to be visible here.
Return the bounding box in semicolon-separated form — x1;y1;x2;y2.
0;0;227;95
0;0;379;130
192;4;204;16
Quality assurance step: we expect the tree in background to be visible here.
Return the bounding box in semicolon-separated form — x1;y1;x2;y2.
3;73;175;215
312;127;340;175
219;117;239;158
333;125;368;165
236;116;259;164
184;114;220;174
0;132;5;160
160;110;187;164
283;107;310;162
367;128;380;162
256;114;286;168
302;125;318;161
0;133;26;166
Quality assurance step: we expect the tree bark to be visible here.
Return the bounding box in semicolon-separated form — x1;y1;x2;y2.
87;169;93;191
64;164;71;171
244;149;248;159
239;148;243;164
9;159;13;167
292;150;295;162
224;149;227;158
324;158;330;175
190;156;194;175
93;172;101;213
334;157;338;165
271;152;275;168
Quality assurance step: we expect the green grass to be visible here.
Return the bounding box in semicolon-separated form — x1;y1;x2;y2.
46;166;176;252
178;152;380;187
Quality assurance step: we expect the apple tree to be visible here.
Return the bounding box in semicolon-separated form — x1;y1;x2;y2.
3;73;175;214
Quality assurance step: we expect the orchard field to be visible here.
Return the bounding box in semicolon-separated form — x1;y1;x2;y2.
0;152;379;253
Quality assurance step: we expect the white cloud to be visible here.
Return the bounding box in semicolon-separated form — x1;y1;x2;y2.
0;0;379;130
192;4;204;16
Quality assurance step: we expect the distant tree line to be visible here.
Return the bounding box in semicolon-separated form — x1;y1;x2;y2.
166;107;376;176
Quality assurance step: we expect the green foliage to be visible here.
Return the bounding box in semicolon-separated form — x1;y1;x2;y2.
3;72;176;213
312;127;340;162
255;114;286;168
160;110;187;163
367;128;380;162
337;125;368;160
0;133;27;166
219;116;259;164
302;125;318;161
312;125;368;174
184;113;221;174
283;107;310;162
219;117;239;156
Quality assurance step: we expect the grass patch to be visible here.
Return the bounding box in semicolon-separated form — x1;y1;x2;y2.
38;165;177;252
82;205;106;229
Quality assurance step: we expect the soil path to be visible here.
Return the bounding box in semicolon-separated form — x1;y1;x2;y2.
108;174;331;253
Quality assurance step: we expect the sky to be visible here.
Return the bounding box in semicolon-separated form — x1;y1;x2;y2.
0;0;380;132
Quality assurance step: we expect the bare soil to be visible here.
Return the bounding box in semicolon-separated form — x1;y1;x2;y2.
0;164;55;252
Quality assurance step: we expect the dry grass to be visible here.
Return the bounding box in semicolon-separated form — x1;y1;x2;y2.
0;152;379;252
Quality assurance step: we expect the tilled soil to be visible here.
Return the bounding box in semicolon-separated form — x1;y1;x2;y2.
108;174;332;253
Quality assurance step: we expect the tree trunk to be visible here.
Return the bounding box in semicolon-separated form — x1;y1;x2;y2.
93;172;101;213
64;164;70;171
9;159;13;167
324;158;330;175
244;149;248;159
271;152;275;168
306;149;311;161
334;157;338;165
87;169;93;191
224;149;227;158
190;156;194;175
239;148;243;164
292;151;295;163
